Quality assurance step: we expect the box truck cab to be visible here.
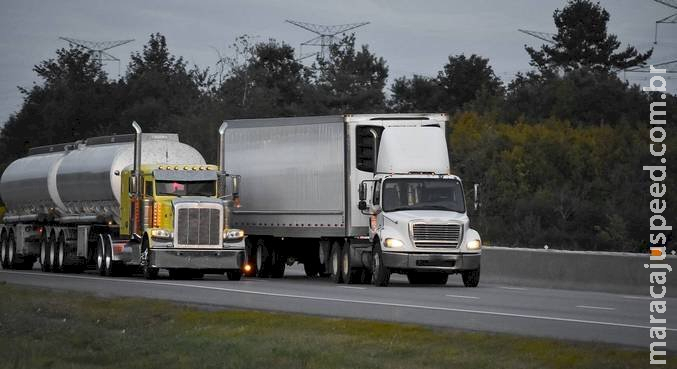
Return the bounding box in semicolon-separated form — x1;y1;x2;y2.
357;121;481;286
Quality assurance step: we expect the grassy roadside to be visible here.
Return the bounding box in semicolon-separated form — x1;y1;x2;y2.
0;282;668;369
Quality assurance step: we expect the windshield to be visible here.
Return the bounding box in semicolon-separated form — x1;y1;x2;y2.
156;181;216;197
381;178;465;213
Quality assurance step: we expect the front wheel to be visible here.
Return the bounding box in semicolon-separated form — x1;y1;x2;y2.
371;243;390;287
329;241;343;283
462;269;480;287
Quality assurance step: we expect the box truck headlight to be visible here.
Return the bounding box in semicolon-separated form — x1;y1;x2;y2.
151;229;173;240
224;229;245;241
467;239;481;250
384;238;404;248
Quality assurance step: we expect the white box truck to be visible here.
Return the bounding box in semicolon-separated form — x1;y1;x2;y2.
223;113;481;286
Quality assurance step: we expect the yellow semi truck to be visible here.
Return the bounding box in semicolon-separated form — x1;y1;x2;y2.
0;122;245;280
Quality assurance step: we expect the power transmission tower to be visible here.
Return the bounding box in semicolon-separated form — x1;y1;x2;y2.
518;29;555;44
653;0;677;44
285;20;369;61
59;37;134;76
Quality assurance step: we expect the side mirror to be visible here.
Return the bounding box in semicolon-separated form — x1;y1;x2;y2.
232;175;240;197
473;183;480;211
358;182;367;201
358;200;367;210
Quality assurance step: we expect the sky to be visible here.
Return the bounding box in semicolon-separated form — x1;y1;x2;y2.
0;0;675;124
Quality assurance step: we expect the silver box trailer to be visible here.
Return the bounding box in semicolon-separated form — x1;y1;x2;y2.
224;113;482;286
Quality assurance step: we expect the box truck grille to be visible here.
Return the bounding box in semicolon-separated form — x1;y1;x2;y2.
176;208;221;247
411;223;462;248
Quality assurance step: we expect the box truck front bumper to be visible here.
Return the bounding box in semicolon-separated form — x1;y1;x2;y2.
149;248;245;270
382;252;480;272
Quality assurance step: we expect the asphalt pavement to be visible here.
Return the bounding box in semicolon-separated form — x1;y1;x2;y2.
0;264;673;349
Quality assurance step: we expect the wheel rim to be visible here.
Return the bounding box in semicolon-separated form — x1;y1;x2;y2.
58;241;64;268
49;237;55;266
40;240;46;264
342;252;349;276
1;238;6;264
8;239;14;264
97;245;103;270
373;251;380;274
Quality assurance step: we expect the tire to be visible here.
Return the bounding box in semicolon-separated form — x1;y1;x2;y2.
226;270;242;281
142;237;158;280
360;269;373;284
103;235;114;277
40;236;50;272
462;269;480;287
48;233;57;272
371;242;390;287
96;235;106;276
341;243;361;284
7;233;16;269
244;238;257;277
0;232;8;269
270;250;286;278
303;259;320;277
54;234;66;273
329;241;343;284
255;239;272;278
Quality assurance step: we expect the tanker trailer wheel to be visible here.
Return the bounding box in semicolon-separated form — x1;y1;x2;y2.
96;234;106;276
54;233;66;273
40;234;50;272
141;237;158;280
462;269;480;288
371;242;390;287
0;231;8;269
255;239;272;278
103;234;116;277
341;242;362;284
47;232;58;272
329;241;343;284
7;231;16;269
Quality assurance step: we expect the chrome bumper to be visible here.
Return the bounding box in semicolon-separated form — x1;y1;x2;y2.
149;248;245;270
382;252;480;272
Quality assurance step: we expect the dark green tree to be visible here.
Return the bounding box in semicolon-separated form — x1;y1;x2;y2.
526;0;652;73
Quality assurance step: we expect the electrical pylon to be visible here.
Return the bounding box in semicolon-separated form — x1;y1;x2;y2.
59;37;134;75
285;20;369;60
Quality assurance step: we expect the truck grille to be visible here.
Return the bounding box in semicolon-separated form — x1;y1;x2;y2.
411;223;462;248
176;208;221;247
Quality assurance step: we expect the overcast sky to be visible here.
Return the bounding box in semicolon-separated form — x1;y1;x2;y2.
0;0;675;124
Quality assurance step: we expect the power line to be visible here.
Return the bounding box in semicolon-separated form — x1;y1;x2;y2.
517;29;555;44
653;0;677;44
59;37;134;77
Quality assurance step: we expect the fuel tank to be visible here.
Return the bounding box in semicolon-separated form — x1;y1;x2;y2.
0;133;205;223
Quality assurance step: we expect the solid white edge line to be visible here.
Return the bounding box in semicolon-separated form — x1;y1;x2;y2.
445;294;479;299
1;270;670;332
622;295;653;300
499;286;528;291
338;286;367;290
576;305;616;311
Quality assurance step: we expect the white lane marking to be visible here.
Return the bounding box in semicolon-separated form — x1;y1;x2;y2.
445;294;479;299
1;270;670;332
338;286;366;290
576;305;616;311
499;286;528;291
622;295;652;300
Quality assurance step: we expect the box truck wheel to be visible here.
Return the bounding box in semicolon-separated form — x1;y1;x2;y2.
371;243;390;287
462;269;480;287
40;235;50;272
255;239;272;278
329;241;343;283
341;243;361;284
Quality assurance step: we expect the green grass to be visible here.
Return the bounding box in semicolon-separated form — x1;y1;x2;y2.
0;282;670;369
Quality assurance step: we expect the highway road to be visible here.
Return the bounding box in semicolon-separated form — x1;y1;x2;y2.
1;265;673;349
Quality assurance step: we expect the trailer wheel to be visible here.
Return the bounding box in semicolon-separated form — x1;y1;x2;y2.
40;235;50;272
371;242;390;287
329;241;343;283
462;269;480;287
341;243;361;284
7;232;16;269
0;231;8;269
255;239;272;278
226;270;242;281
54;234;66;273
303;259;320;277
96;235;106;276
48;232;57;272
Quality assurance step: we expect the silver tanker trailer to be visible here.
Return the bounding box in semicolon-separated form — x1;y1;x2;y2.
0;123;246;280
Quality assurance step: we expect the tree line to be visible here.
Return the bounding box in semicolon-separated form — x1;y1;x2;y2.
0;0;673;252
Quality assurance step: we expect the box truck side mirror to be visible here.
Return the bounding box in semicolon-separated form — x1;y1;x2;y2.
358;200;367;210
358;182;367;201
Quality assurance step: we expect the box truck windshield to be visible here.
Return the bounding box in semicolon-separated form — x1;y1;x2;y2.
382;178;465;213
156;180;216;197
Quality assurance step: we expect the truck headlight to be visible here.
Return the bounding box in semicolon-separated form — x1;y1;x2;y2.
224;229;244;240
384;238;404;248
150;228;173;240
467;239;481;250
